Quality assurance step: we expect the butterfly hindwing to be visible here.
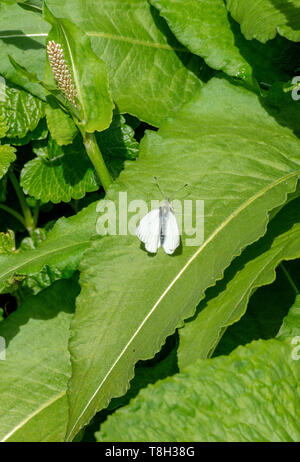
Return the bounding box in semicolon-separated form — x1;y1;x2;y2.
162;208;180;254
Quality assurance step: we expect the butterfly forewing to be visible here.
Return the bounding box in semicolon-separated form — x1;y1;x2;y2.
136;208;161;253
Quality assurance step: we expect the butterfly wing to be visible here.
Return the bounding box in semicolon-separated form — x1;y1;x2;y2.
136;208;161;253
162;209;180;255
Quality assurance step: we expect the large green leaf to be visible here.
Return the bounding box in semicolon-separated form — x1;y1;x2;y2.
226;0;300;43
0;200;98;293
150;0;296;86
278;291;300;338
178;197;300;368
0;278;78;442
46;0;207;127
45;96;77;146
0;144;16;179
97;299;300;442
81;339;178;442
213;260;299;357
150;0;252;80
65;77;300;440
43;2;114;133
0;85;44;139
20;136;99;203
0;2;49;99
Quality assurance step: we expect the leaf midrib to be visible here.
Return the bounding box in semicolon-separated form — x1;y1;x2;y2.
0;32;187;53
0;239;91;288
67;168;300;440
87;31;187;52
1;390;66;442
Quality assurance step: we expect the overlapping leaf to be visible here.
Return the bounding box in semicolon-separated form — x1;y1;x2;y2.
43;2;114;133
0;86;44;139
20;111;139;203
150;0;296;86
65;78;300;440
178;198;300;368
20;136;99;203
1;0;208;127
226;0;300;43
98;299;300;442
0;144;16;179
46;0;207;127
45;96;77;146
213;260;299;357
0;199;98;293
0;2;49;99
0;279;78;442
150;0;252;80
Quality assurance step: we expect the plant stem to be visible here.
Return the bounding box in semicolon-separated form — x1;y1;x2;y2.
0;204;26;227
280;263;299;296
8;171;35;234
33;200;40;228
83;132;113;192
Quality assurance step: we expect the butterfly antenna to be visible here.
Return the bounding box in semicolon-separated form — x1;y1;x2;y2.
169;183;189;202
153;176;166;199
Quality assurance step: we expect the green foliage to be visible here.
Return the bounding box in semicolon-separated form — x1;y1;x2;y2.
45;96;77;146
45;0;208;127
178;197;300;368
226;0;300;43
0;230;15;254
0;0;299;444
0;201;97;293
150;0;296;87
150;0;253;81
20;136;99;203
0;144;16;179
43;1;114;133
66;78;300;439
0;279;78;442
0;86;44;139
97;299;300;442
0;2;49;99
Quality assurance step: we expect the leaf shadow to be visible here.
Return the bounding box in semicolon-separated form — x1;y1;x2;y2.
96;108;139;180
269;0;300;33
140;239;183;257
220;73;300;138
0;277;79;348
0;30;45;50
149;5;213;84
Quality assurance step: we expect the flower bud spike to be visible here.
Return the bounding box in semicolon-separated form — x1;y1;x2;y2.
47;40;79;108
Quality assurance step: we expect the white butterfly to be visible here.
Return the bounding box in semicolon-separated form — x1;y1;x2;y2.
136;178;188;255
